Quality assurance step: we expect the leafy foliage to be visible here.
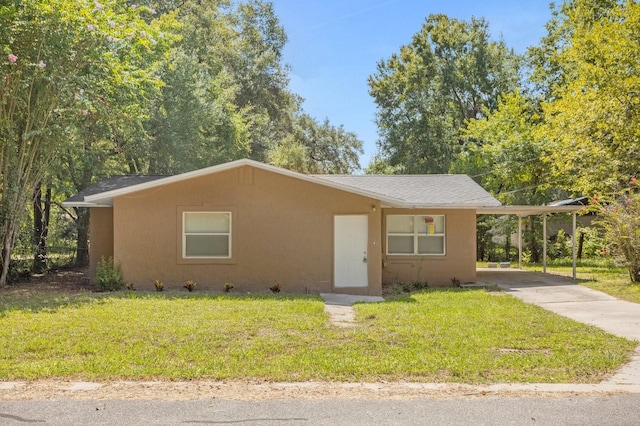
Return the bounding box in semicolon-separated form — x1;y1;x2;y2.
1;0;365;282
592;178;640;282
454;91;549;205
95;256;125;291
368;14;521;174
268;114;363;174
533;0;640;195
0;0;177;286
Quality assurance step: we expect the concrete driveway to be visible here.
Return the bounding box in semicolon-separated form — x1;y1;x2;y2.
476;268;640;385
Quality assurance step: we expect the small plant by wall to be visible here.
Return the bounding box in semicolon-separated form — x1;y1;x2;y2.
184;280;197;292
384;281;429;295
154;280;164;292
224;282;234;292
269;283;281;293
95;256;125;291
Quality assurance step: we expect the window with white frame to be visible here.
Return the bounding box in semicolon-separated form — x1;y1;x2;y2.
387;215;445;255
183;212;231;258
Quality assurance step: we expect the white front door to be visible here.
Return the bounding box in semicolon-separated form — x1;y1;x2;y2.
334;215;368;288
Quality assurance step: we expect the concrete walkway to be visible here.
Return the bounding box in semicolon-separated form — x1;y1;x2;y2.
476;268;640;385
320;293;384;327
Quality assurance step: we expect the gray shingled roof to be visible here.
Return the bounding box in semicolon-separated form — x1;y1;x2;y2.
62;159;501;208
314;174;501;207
63;175;167;205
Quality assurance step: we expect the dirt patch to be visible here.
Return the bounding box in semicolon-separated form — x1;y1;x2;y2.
0;380;621;401
1;268;93;295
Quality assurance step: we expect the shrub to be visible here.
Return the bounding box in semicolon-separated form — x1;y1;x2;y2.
154;280;164;292
592;177;640;282
550;229;572;259
385;281;428;295
412;281;429;291
184;280;196;292
224;282;234;292
95;257;125;291
269;284;281;293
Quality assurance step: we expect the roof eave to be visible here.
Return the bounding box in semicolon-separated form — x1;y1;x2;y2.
61;201;113;208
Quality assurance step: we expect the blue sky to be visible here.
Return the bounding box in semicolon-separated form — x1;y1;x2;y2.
271;0;555;169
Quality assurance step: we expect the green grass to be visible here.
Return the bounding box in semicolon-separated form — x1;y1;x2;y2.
523;258;640;304
0;286;633;384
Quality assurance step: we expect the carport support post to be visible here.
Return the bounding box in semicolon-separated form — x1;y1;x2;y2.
543;214;547;274
572;211;577;280
518;215;523;269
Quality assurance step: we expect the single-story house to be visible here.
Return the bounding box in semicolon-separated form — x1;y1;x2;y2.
63;159;502;295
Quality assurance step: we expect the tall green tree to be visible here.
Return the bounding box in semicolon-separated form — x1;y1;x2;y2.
454;91;549;205
268;114;363;174
368;14;521;174
0;0;176;285
144;0;297;174
531;0;640;195
453;91;551;262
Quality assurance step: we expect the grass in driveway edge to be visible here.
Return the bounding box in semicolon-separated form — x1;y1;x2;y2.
523;258;640;304
0;288;634;384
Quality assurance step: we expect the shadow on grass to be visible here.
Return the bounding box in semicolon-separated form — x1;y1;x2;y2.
2;282;505;314
0;289;322;315
381;285;503;303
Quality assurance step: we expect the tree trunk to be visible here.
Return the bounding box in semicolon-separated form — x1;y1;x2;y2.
577;231;585;260
0;218;18;287
504;236;511;262
630;263;640;283
529;217;540;263
75;208;90;267
32;185;50;274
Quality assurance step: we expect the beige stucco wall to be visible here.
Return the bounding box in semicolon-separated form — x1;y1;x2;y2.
89;207;114;279
111;166;383;295
382;208;477;286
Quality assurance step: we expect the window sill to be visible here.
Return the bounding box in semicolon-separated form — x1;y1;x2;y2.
178;257;237;265
385;254;446;258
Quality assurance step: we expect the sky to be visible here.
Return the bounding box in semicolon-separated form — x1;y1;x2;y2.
270;0;555;169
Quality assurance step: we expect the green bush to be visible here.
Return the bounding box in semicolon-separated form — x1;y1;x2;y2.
95;257;125;291
592;178;640;282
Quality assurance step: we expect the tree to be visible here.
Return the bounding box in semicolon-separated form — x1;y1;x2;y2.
0;0;176;285
144;0;298;174
532;0;640;195
368;14;521;174
268;114;363;174
453;91;551;262
592;178;640;282
454;91;549;205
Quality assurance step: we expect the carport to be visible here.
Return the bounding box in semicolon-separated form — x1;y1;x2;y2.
477;205;586;279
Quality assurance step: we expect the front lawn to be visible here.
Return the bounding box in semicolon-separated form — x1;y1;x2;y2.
0;286;633;383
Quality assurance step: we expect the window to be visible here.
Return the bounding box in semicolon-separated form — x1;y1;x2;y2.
387;215;445;255
183;212;231;258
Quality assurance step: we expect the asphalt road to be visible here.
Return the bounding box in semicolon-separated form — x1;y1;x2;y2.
2;395;640;426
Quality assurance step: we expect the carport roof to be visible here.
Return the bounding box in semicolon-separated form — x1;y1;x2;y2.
477;205;585;216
